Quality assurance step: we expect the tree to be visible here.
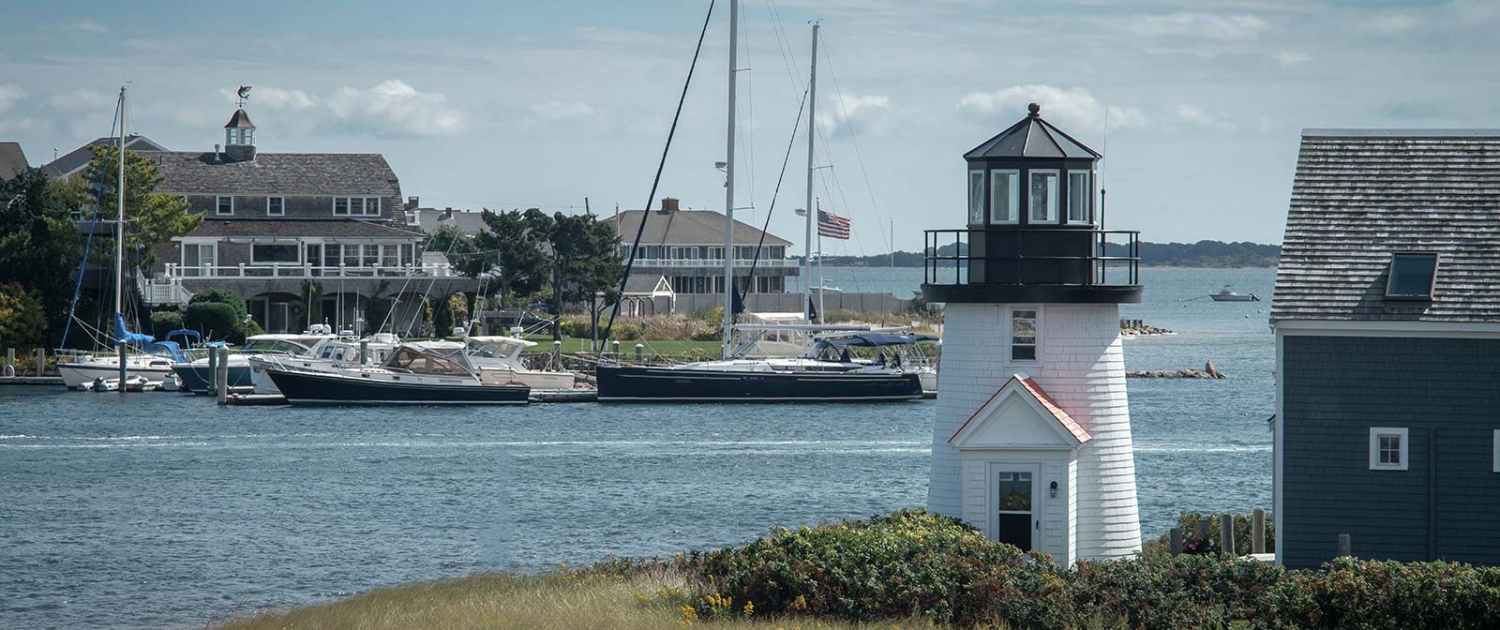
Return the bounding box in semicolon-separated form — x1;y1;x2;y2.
183;302;240;343
429;225;493;280
431;294;454;338
0;283;48;350
82;144;204;271
545;212;622;341
474;208;551;307
0;169;84;346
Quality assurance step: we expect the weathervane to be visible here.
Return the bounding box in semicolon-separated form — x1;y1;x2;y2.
236;85;252;108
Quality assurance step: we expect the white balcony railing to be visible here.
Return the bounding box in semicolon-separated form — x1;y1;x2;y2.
629;258;795;268
166;263;457;279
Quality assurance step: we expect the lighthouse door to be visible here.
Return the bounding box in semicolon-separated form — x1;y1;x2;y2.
994;465;1040;551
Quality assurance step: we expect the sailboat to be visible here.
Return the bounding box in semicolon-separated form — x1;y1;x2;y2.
595;15;923;403
58;86;186;391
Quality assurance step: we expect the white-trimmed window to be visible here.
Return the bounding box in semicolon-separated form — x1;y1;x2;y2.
1029;170;1058;223
216;195;234;216
1011;308;1037;361
1067;172;1090;223
990;170;1019;224
334;196;381;217
251;244;300;265
267;196;284;216
1369;427;1409;471
968;170;985;225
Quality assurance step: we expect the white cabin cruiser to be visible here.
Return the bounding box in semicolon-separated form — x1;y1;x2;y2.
464;336;577;390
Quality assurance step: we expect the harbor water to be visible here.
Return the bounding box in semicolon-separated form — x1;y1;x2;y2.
0;267;1276;630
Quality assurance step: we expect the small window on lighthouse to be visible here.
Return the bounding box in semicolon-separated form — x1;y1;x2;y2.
991;171;1019;224
1011;309;1037;361
1030;171;1059;223
968;170;986;224
1067;172;1090;223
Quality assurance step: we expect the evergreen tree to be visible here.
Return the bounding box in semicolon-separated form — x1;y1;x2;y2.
83;144;204;271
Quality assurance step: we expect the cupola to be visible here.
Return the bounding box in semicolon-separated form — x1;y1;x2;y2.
223;108;256;162
923;103;1140;304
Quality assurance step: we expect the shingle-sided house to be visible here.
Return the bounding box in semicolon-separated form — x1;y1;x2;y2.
48;106;476;334
604;197;798;296
1271;129;1500;568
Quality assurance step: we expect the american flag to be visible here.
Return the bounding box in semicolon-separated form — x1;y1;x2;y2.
817;209;851;240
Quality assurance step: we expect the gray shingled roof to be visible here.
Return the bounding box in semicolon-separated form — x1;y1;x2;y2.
0;142;26;180
605;209;792;247
965;104;1100;160
147;152;400;197
41;135;167;178
624;273;671;294
1272;129;1500;324
185;219;421;239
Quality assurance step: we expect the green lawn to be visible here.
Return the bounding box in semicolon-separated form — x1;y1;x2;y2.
519;335;722;359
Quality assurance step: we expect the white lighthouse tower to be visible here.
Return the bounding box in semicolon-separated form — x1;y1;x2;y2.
924;103;1142;565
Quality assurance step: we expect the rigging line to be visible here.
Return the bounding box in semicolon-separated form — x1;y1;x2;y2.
60;94;123;350
739;6;756;223
739;79;810;310
396;229;463;335
763;0;804;97
601;0;717;343
819;36;892;255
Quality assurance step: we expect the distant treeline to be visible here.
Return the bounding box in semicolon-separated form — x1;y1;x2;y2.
803;240;1280;268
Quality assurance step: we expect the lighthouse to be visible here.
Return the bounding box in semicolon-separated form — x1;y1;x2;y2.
924;103;1143;565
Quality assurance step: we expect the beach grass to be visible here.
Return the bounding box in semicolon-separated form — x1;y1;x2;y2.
204;569;895;630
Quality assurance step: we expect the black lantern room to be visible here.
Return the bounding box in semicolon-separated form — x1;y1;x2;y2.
923;103;1141;304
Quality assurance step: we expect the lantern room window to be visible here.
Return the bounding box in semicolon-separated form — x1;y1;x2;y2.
1067;172;1090;223
990;170;1019;224
968;170;986;225
1029;170;1058;223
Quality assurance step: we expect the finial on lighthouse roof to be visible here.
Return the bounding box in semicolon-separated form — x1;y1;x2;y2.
1027;102;1041;117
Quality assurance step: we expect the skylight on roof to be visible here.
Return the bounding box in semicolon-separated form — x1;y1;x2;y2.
1386;253;1439;300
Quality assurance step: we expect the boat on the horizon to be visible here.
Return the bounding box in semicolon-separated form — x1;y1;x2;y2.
1210;285;1260;302
264;341;530;406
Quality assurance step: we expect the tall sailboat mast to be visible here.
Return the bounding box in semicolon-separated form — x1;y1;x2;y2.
802;23;818;322
116;85;128;388
719;0;739;359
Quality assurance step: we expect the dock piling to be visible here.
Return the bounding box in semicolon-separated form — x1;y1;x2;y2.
359;340;369;365
1169;527;1183;555
36;348;46;377
1338;533;1351;557
1196;515;1210;541
1252;508;1266;554
635;343;644;362
215;347;229;405
207;346;218;393
553;340;561;369
4;348;13;377
1219;514;1234;556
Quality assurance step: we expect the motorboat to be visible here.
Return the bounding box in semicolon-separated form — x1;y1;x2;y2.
246;333;401;394
264;341;530;406
595;326;926;403
464;336;577;390
1210;286;1260;302
57;316;189;390
172;332;333;394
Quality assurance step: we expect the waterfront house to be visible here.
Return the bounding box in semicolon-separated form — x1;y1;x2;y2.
1272;129;1500;568
0;142;27;180
48;107;475;334
41;134;168;179
924;103;1142;565
603;197;798;297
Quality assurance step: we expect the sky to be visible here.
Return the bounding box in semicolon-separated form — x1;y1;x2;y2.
2;0;1497;255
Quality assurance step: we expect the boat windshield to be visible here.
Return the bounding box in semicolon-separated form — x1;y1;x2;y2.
465;338;525;360
383;346;473;376
240;339;310;355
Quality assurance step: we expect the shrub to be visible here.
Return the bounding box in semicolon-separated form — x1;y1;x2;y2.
559;315;592;338
0;283;47;349
183;302;239;343
1156;512;1276;556
188;288;247;321
149;310;183;339
1254;558;1500;630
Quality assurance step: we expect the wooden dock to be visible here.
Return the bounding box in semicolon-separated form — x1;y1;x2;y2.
221;393;288;406
530;389;598;403
0;376;63;386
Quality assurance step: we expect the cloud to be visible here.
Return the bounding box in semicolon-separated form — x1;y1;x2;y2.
1125;12;1271;41
1271;51;1310;66
73;20;107;34
325;80;462;138
48;88;112;111
219;86;315;110
1175;104;1236;130
0;85;26;114
529;100;595;122
1360;14;1420;35
956;85;1144;133
818;93;891;135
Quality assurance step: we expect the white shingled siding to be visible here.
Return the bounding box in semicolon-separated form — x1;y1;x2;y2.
930;302;1141;561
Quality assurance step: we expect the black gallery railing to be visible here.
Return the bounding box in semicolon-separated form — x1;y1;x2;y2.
923;228;1140;287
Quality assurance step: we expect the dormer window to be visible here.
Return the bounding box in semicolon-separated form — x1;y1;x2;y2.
1385;252;1438;300
1029;170;1058;223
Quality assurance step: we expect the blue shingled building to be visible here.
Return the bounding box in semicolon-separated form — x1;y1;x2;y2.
1271;129;1500;568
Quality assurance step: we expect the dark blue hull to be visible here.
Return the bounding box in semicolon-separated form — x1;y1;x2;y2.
172;365;254;393
595;365;924;403
265;369;530;406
